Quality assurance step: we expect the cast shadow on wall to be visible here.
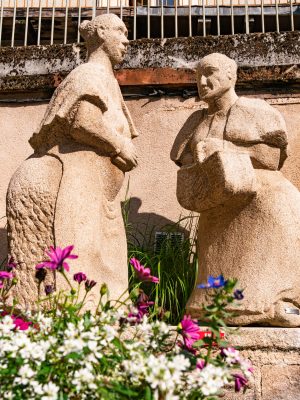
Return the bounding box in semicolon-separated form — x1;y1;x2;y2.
122;197;190;251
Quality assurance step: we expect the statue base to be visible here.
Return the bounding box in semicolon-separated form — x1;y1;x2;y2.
223;327;300;399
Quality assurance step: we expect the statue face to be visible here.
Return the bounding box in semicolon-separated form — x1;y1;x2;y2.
100;19;129;66
197;59;233;101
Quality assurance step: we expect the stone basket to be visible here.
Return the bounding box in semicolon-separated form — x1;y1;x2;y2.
176;150;257;212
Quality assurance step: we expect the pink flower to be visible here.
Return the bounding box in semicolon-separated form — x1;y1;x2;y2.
233;373;248;392
221;347;241;364
0;271;14;288
130;258;159;283
178;315;201;352
196;359;205;370
36;245;78;272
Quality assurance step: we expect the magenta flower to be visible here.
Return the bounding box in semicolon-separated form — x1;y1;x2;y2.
0;271;13;279
178;315;201;352
36;245;78;272
233;373;248;392
73;272;87;284
130;258;159;283
13;317;32;331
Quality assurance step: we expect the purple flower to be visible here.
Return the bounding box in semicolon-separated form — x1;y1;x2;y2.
36;245;78;272
45;285;54;296
73;272;87;284
130;258;159;283
7;256;17;272
234;289;244;300
198;275;226;289
233;373;248;392
178;315;201;352
85;280;97;291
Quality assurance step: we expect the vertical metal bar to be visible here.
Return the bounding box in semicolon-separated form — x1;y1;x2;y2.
120;0;123;20
290;0;294;31
202;0;206;37
77;0;82;43
92;0;96;18
24;0;30;46
175;0;178;37
261;0;265;33
11;0;17;47
64;0;69;44
160;0;164;39
0;0;3;47
133;0;137;39
275;0;279;33
37;0;42;45
107;0;110;14
147;0;150;38
245;0;249;34
216;0;220;35
51;0;55;45
188;0;192;37
230;0;234;34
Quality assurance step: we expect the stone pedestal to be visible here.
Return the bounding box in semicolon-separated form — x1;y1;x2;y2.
224;328;300;400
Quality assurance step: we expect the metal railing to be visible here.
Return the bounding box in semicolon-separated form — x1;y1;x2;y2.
0;0;299;47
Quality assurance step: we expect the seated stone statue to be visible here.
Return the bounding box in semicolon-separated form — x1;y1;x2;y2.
171;53;300;327
6;14;138;308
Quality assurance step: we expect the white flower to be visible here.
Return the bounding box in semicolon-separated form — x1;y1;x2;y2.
0;315;15;334
198;364;229;396
14;364;35;385
223;347;240;364
41;382;59;400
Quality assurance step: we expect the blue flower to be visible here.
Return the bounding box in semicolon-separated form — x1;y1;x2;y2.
197;275;226;289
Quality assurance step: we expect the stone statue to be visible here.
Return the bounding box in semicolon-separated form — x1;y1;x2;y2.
171;53;300;327
6;14;138;308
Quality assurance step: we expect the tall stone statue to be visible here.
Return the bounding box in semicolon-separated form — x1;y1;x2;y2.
7;14;138;308
171;53;300;327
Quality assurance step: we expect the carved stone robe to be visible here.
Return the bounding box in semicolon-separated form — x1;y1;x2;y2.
7;62;138;308
171;97;300;327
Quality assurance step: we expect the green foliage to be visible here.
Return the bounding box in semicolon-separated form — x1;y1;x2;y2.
125;201;198;324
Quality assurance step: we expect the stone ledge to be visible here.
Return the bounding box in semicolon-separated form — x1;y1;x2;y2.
224;328;300;400
226;327;300;351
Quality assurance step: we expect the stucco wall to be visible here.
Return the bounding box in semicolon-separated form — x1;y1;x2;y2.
1;95;300;260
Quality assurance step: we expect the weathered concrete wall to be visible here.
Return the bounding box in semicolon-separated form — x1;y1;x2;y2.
1;95;300;261
0;31;299;95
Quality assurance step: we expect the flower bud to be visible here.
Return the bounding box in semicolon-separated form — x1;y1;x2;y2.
100;283;108;296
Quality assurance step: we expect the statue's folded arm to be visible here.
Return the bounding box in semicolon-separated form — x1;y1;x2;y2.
70;99;128;157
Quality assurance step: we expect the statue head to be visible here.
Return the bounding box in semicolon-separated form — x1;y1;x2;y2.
79;14;129;65
196;53;237;102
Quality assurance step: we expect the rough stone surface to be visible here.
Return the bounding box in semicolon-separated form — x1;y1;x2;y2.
171;53;300;327
6;14;139;308
261;365;300;400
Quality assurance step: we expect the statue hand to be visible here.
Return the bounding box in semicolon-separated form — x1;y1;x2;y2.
194;138;224;164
